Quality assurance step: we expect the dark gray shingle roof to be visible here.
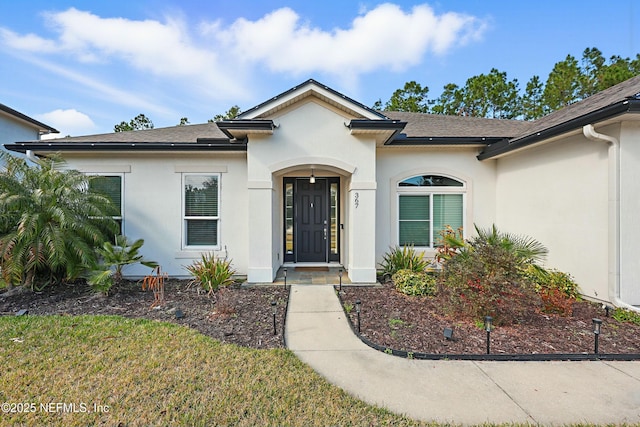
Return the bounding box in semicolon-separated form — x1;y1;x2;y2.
383;111;532;138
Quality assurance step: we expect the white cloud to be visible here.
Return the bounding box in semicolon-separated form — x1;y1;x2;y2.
36;109;95;138
215;4;487;77
0;4;487;105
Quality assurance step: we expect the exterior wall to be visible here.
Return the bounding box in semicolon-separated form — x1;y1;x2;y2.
375;146;497;264
246;98;377;283
619;121;640;304
0;115;41;150
495;132;610;301
62;152;248;278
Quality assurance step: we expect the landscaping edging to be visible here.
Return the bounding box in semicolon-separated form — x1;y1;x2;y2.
336;286;640;361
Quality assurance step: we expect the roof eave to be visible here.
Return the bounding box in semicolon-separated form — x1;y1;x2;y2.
216;119;275;139
386;136;503;147
478;99;640;160
4;142;247;153
0;104;59;134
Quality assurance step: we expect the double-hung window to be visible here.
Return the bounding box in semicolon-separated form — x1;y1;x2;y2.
398;174;464;247
183;174;220;247
88;175;123;235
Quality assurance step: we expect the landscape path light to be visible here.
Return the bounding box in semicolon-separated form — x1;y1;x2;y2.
592;318;602;354
283;268;287;289
355;300;362;333
272;301;277;335
484;316;493;355
339;269;343;291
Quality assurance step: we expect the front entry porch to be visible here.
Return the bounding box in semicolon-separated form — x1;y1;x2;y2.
273;266;352;285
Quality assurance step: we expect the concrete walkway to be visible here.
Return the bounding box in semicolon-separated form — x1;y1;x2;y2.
285;284;640;426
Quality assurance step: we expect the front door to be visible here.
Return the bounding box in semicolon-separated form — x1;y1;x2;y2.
296;178;327;262
283;177;340;263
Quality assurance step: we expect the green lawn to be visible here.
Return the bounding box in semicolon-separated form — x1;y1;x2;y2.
0;315;424;426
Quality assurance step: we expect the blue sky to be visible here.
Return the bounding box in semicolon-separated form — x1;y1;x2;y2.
0;1;637;137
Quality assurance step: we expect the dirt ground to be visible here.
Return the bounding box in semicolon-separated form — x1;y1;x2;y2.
340;281;640;355
2;279;640;355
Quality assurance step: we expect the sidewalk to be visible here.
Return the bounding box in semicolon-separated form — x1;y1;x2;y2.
285;284;640;425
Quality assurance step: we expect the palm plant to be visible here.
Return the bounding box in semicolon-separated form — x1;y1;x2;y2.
0;152;118;289
88;235;158;294
473;224;548;266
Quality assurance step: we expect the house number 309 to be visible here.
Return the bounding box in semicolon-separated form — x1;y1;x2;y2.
354;192;359;208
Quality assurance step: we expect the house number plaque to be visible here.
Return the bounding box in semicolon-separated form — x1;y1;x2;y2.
354;192;359;208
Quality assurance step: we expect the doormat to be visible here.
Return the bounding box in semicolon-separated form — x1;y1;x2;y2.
295;267;330;272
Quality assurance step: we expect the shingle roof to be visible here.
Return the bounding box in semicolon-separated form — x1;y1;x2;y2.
7;75;640;157
41;122;226;143
512;74;640;141
383;111;532;138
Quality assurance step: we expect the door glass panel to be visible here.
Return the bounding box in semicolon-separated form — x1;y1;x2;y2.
285;182;294;255
330;183;338;255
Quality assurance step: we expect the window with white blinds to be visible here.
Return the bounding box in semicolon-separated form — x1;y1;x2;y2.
398;175;464;247
183;174;219;247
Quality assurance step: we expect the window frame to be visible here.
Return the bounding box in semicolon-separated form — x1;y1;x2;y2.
396;174;466;249
86;173;124;235
182;173;221;249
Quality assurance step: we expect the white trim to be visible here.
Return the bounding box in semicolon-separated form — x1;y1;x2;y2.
395;173;467;249
181;173;221;250
174;164;228;173
85;173;125;235
76;165;131;173
269;156;357;175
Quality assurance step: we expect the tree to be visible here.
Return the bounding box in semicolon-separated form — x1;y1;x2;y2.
431;83;464;115
430;69;521;118
0;152;118;289
522;75;546;120
114;114;154;132
542;54;582;112
209;105;242;122
178;117;190;126
377;81;430;113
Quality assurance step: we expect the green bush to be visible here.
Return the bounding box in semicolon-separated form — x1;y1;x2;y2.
392;269;437;296
379;245;430;277
612;308;640;326
521;264;580;299
185;253;236;294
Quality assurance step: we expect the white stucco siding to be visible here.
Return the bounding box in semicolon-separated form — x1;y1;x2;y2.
495;133;609;301
0;115;41;148
619;120;640;304
246;99;378;282
62;152;248;278
375;147;497;264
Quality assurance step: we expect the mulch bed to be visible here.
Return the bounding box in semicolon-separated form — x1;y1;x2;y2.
340;281;640;355
0;280;288;350
2;279;640;355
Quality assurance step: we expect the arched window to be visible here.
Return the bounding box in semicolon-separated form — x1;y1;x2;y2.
397;174;464;248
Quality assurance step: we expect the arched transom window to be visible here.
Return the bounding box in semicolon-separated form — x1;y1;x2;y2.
397;174;465;248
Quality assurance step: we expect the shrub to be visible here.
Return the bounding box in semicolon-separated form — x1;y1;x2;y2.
612;308;640;326
434;225;466;263
440;225;545;325
185;253;236;294
87;235;158;294
522;264;580;299
539;288;574;316
379;246;429;277
392;269;437;296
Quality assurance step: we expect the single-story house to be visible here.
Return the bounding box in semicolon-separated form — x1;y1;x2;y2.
6;76;640;308
0;103;58;150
